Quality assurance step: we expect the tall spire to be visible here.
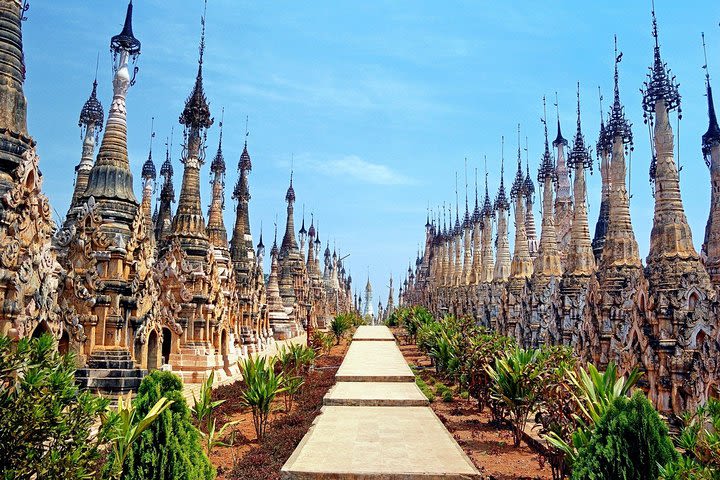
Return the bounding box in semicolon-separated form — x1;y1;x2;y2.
702;33;720;165
593;86;612;262
70;75;105;210
494;136;511;281
82;1;142;236
702;33;720;285
534;97;562;277
553;92;573;270
155;135;175;246
0;0;33;193
281;170;299;253
641;6;698;265
601;36;641;269
462;159;473;284
510;124;533;279
230;116;255;276
206;110;228;250
172;0;213;259
470;167;483;284
566;83;595;275
495;137;510;212
524;137;538;259
480;155;495;282
140;118;156;239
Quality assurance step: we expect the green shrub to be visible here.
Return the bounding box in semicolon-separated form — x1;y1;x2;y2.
330;314;353;344
415;376;435;402
121;371;214;480
239;356;286;441
572;391;676;480
442;389;454;403
0;334;110;480
311;331;334;354
660;398;720;479
105;394;172;479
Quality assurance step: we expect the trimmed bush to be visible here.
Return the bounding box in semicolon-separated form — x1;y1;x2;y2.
572;391;676;480
121;371;214;480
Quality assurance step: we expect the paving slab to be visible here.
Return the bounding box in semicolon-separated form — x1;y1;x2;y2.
352;325;395;341
281;405;481;479
324;382;429;407
335;341;414;382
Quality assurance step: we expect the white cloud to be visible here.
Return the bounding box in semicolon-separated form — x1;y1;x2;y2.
290;155;417;186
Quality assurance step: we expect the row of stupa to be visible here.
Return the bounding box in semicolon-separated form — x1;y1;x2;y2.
0;1;353;396
404;9;720;416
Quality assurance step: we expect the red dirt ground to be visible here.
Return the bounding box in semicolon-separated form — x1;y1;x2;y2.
209;342;348;480
396;333;552;480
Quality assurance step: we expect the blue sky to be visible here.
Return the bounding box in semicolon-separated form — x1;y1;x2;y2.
23;1;720;307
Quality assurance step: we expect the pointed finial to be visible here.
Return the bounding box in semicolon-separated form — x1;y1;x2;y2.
553;91;567;147
111;1;141;56
607;35;633;147
199;0;208;68
702;33;720;166
569;82;593;170
641;2;681;118
495;136;509;211
482;155;494;217
211;107;226;174
511;124;525;199
142;117;157;180
524;136;535;198
538;96;557;183
286;162;296;204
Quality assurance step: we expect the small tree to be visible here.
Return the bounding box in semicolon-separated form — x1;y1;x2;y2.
239;356;286;441
572;391;676;480
0;334;110;480
121;371;214;480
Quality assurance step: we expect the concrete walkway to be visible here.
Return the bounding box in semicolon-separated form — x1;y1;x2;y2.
282;326;480;479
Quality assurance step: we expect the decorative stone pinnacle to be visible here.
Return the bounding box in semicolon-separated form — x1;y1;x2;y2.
607;36;633;147
568;83;593;170
641;6;681;119
702;34;720;166
79;78;104;135
538;97;557;184
495;137;510;211
511;124;525;200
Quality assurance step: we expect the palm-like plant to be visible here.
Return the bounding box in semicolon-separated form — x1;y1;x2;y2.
486;347;542;447
330;314;352;344
106;394;173;479
239;356;286;441
544;362;641;468
192;371;240;453
660;398;720;479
